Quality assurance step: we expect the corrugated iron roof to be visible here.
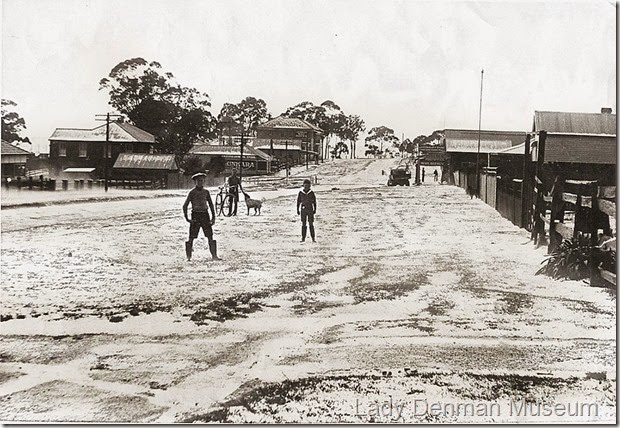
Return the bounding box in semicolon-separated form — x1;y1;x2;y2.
116;122;156;143
534;111;616;135
544;134;616;164
1;140;31;155
189;144;271;161
258;115;323;133
50;122;156;143
113;153;178;170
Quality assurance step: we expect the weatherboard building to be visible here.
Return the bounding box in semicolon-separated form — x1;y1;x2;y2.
48;121;156;180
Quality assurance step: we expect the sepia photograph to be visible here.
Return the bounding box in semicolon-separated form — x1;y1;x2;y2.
0;0;616;423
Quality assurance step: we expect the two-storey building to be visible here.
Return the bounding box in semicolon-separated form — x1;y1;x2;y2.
254;116;323;167
48;121;156;179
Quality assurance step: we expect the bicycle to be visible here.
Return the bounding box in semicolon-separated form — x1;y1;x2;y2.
215;184;235;217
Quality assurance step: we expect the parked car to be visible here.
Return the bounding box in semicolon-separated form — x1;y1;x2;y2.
387;165;411;186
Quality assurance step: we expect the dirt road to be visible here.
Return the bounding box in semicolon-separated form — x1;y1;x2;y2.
0;158;615;422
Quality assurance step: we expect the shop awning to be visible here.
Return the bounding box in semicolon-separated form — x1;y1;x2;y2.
63;167;96;173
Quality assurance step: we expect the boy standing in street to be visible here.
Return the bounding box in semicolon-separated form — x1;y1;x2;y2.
297;179;317;242
183;172;219;261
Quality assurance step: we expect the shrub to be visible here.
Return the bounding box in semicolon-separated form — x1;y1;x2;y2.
536;236;591;280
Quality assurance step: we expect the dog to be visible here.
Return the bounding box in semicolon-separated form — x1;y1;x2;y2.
466;185;479;199
243;192;263;215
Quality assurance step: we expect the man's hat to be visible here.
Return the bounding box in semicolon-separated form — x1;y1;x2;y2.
191;172;207;180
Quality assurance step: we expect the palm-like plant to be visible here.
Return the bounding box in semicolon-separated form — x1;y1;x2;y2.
536;236;591;280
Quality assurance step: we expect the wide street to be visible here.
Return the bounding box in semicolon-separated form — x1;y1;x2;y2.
0;158;615;423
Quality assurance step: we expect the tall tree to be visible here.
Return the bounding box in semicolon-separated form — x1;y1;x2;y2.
364;126;399;158
341;115;365;159
283;101;327;126
1;99;31;147
400;137;414;154
99;58;216;159
218;96;269;137
319;100;347;160
330;141;349;159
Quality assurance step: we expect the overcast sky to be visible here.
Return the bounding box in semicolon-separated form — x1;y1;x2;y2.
2;0;616;154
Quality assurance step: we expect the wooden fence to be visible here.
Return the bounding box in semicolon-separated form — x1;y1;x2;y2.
457;169;525;229
534;178;616;287
496;176;524;228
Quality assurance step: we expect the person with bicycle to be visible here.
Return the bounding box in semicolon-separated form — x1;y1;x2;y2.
183;172;219;261
227;169;241;216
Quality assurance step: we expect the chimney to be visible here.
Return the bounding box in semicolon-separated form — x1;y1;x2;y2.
601;107;612;114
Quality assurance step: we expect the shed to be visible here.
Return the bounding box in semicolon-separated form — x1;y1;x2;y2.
1;140;31;178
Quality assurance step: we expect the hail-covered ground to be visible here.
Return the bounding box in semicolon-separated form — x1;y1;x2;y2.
0;158;615;423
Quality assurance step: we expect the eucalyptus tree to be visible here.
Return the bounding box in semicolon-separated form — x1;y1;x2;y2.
99;58;216;159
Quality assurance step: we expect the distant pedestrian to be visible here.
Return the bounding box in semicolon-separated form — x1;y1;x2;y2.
297;179;317;242
433;169;438;182
422;168;425;182
183;172;219;261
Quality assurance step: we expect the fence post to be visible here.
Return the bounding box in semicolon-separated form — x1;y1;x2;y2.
62;180;68;191
587;182;602;286
28;176;34;190
521;134;532;229
573;184;583;240
511;180;516;225
548;176;565;253
531;131;546;245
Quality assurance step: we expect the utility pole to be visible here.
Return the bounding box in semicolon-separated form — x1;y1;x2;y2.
239;131;244;183
475;69;484;194
285;140;289;178
415;142;421;185
270;139;274;173
95;113;123;192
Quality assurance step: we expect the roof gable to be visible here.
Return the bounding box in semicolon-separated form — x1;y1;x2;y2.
50;122;156;143
534;111;616;135
258;115;323;133
1;140;31;155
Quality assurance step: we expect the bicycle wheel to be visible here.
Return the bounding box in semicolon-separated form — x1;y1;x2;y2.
222;194;234;217
215;192;224;216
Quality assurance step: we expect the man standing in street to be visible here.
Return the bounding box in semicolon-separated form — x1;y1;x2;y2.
183;172;219;261
227;169;241;216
